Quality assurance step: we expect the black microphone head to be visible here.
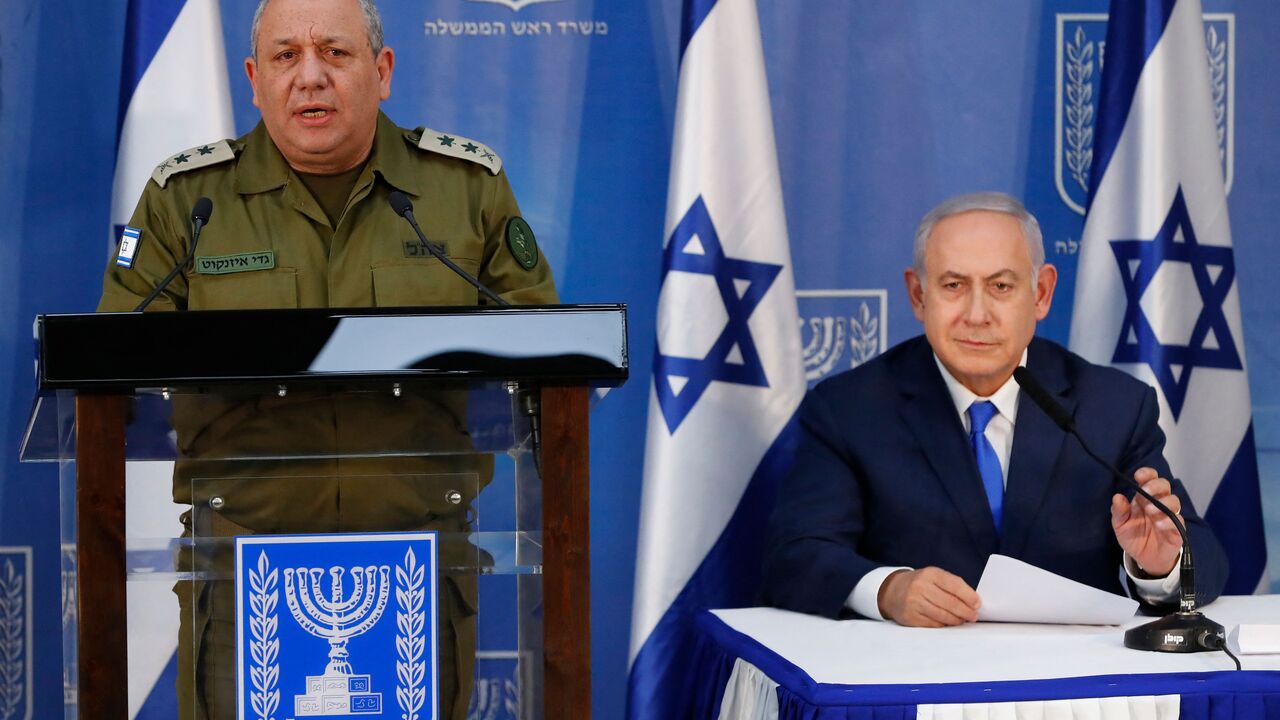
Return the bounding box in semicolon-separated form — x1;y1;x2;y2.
1013;366;1075;432
388;191;413;217
191;197;213;225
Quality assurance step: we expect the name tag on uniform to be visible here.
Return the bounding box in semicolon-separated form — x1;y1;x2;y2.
403;240;446;258
194;251;276;275
116;227;142;268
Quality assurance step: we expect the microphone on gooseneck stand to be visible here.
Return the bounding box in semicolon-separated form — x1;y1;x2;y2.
134;197;214;312
386;191;509;307
1011;367;1229;657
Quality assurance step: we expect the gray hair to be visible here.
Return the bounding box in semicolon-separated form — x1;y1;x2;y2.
251;0;385;59
912;192;1044;277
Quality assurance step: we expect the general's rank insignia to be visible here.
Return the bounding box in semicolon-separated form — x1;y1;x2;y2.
415;127;503;175
150;139;234;188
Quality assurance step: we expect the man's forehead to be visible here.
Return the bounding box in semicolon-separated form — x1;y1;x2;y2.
937;267;1020;278
257;0;368;43
262;28;359;46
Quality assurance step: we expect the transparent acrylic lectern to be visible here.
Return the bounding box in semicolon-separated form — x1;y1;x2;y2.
21;305;627;720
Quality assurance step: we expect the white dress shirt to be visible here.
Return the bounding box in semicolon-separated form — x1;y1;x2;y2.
846;352;1179;620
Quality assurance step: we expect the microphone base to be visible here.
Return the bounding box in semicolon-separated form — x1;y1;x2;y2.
1123;611;1224;653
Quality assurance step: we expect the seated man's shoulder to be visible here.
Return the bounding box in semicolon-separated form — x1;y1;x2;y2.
1034;338;1152;402
407;125;504;177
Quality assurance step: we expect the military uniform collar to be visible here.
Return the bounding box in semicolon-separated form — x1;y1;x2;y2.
233;121;291;194
367;111;422;196
233;111;419;195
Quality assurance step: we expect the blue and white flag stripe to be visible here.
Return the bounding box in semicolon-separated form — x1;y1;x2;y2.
110;0;234;258
110;1;234;716
629;0;806;715
1086;0;1176;205
1070;0;1266;593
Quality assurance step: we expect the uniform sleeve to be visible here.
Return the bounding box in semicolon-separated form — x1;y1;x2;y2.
477;170;559;305
97;181;191;312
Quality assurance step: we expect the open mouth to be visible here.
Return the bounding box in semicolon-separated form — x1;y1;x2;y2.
300;108;329;119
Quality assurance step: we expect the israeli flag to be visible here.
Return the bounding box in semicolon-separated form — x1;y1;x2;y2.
109;1;234;716
628;0;805;716
1069;0;1267;593
110;0;235;257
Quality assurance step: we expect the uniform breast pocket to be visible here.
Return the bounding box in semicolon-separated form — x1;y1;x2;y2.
371;257;483;307
188;268;299;309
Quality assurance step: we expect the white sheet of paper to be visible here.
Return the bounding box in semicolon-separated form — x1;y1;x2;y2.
975;554;1139;625
1228;624;1280;654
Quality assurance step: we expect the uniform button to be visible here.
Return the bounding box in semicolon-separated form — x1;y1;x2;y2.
209;496;225;510
445;490;462;505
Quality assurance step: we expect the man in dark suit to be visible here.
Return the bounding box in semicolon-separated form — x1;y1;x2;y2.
762;192;1227;627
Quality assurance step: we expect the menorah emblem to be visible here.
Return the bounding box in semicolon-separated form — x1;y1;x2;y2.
283;565;392;716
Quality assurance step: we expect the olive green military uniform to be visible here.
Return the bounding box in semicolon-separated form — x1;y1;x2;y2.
99;112;557;720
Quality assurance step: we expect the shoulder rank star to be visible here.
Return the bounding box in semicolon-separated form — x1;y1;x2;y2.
151;140;235;188
416;127;503;176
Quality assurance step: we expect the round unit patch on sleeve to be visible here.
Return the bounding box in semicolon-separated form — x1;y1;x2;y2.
506;217;540;270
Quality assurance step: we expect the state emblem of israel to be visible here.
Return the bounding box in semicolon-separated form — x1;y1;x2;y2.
235;533;438;719
1055;13;1234;214
796;290;886;387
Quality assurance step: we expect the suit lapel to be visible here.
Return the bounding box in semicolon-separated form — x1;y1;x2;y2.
896;341;999;554
1001;339;1077;557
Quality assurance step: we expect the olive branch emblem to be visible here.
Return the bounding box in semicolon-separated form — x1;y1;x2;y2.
849;302;879;367
395;548;428;719
1064;25;1096;194
248;551;280;720
0;560;24;720
1206;25;1228;168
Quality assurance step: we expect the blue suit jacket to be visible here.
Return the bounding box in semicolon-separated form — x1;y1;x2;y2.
761;336;1228;619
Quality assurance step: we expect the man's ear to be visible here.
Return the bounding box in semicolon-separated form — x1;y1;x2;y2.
904;267;926;323
245;57;261;109
1034;263;1058;321
376;47;395;101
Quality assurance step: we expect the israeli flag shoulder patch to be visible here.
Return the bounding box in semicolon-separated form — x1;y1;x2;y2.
116;226;142;268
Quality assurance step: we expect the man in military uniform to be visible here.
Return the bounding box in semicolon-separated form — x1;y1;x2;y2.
98;0;555;717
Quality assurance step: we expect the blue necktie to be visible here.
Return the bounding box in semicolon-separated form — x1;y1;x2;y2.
967;401;1004;536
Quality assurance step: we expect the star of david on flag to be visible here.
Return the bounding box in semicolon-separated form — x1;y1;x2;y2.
628;0;806;717
653;196;782;433
1109;188;1242;421
1070;0;1267;593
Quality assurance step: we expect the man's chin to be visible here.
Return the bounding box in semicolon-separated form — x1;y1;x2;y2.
277;138;350;168
957;364;1017;392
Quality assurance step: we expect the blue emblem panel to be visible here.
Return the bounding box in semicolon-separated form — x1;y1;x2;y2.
235;533;439;720
1055;13;1234;214
796;290;887;388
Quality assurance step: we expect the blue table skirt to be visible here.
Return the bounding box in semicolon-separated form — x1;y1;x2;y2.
692;612;1280;719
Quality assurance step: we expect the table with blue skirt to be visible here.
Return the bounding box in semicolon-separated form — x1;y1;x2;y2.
693;596;1280;719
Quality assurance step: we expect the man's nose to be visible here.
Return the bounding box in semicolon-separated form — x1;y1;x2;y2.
294;50;330;89
963;288;992;324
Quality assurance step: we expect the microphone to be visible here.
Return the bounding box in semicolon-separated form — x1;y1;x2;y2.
134;197;214;312
386;191;509;307
1012;366;1224;654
